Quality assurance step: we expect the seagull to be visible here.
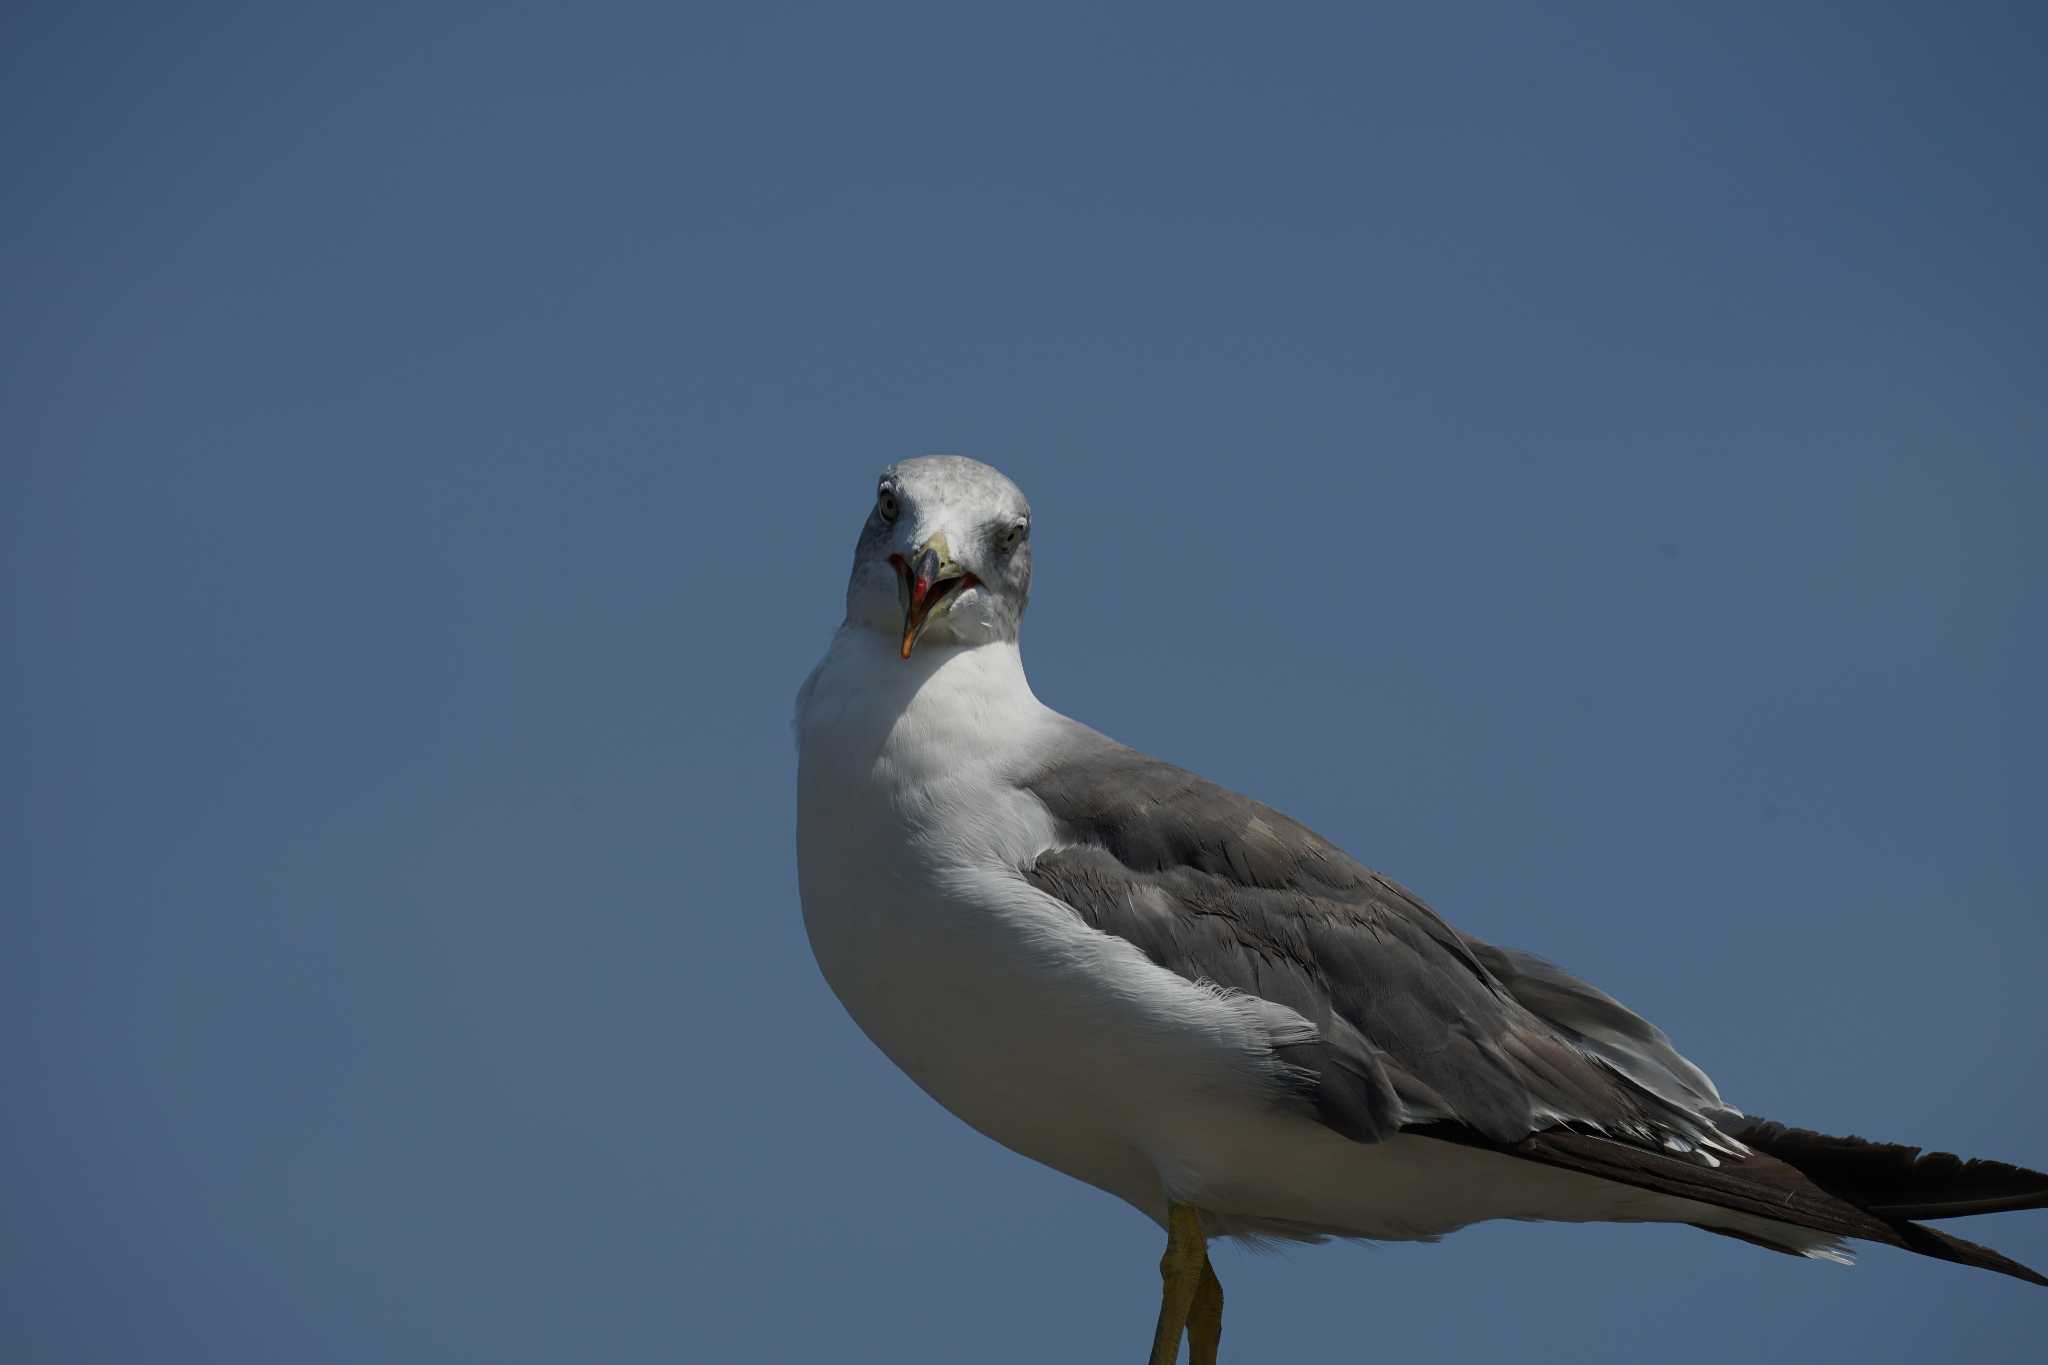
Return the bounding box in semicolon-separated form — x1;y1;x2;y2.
794;455;2047;1363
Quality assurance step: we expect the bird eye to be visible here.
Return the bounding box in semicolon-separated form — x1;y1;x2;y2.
1001;518;1029;550
877;485;901;522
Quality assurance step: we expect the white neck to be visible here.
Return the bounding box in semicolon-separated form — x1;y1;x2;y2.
796;624;1057;874
797;625;1043;761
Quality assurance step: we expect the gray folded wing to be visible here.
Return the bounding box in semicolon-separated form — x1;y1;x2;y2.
1019;720;1740;1160
1459;938;1734;1119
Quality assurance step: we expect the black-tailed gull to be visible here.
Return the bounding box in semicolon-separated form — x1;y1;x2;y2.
794;455;2047;1364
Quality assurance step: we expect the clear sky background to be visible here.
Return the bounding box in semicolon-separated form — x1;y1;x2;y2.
6;3;2045;1361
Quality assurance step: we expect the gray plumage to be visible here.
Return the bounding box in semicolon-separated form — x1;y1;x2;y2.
1459;938;1731;1118
1021;719;1741;1160
1018;718;2048;1284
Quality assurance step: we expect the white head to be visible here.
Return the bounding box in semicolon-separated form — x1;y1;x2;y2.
843;455;1034;659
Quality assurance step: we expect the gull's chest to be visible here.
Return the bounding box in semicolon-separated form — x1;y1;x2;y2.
794;639;1055;878
794;649;1145;1126
791;637;1313;1214
796;642;1058;995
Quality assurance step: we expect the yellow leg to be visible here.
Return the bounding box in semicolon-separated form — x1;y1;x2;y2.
1187;1256;1223;1365
1146;1203;1208;1365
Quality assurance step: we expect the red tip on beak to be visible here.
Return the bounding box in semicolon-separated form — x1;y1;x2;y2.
889;547;976;660
908;546;941;615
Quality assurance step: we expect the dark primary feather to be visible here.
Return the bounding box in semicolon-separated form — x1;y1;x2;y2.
1018;721;2048;1284
1414;1124;2048;1286
1722;1119;2048;1221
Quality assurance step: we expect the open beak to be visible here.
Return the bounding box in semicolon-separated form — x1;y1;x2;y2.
889;532;978;660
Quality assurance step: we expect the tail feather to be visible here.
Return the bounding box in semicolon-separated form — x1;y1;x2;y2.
1723;1116;2048;1219
1415;1120;2048;1287
1688;1217;2047;1286
1895;1219;2048;1286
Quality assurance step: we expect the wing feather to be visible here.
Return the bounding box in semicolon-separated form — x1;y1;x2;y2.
1017;721;2048;1284
1020;722;1737;1158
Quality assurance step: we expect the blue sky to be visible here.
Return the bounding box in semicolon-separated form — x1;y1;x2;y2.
6;3;2044;1361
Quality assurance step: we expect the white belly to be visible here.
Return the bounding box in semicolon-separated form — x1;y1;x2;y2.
798;816;1300;1225
798;853;1716;1244
803;879;1834;1252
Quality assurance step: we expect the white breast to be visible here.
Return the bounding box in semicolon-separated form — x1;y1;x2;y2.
793;628;1304;1219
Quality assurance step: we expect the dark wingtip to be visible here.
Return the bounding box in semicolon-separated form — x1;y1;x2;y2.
1897;1220;2048;1287
1725;1117;2048;1221
1718;1116;2048;1286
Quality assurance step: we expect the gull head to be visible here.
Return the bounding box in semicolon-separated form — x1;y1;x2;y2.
844;455;1033;659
